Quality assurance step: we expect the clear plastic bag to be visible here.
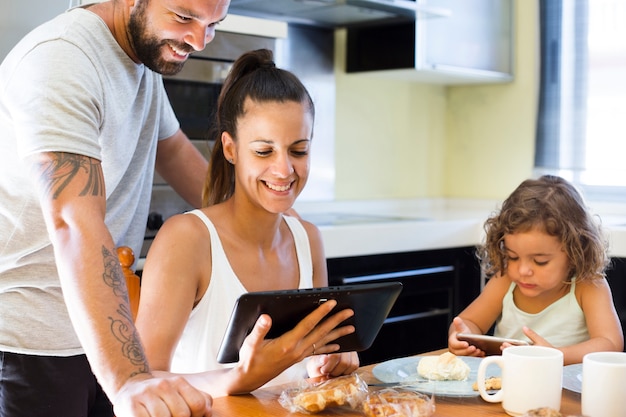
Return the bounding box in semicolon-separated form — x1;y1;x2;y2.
278;373;369;414
362;388;435;417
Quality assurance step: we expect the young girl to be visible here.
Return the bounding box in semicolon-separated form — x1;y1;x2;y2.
449;175;623;365
136;49;359;396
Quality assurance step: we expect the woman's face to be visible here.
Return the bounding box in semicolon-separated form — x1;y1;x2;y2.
223;98;313;214
503;227;571;297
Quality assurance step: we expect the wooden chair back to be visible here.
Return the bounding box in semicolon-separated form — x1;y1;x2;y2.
117;246;140;321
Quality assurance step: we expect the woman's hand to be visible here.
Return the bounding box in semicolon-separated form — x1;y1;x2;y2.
448;317;485;357
224;299;355;394
306;351;360;378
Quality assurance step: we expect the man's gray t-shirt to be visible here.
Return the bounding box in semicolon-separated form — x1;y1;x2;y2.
0;8;179;355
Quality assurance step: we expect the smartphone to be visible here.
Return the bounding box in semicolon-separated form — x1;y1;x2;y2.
457;333;530;356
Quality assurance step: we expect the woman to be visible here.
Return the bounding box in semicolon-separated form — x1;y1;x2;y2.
136;49;359;396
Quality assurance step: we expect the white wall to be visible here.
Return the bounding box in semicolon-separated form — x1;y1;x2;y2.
0;0;68;60
444;0;539;199
333;0;539;201
333;46;447;200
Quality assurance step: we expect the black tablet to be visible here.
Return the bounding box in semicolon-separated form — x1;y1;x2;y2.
216;281;403;363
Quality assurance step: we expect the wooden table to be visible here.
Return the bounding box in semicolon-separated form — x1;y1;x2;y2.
210;350;582;416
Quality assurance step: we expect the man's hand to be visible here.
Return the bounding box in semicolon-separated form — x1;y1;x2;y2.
113;374;212;417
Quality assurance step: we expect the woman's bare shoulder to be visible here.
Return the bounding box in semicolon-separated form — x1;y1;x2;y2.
299;217;322;236
150;210;217;252
157;211;205;234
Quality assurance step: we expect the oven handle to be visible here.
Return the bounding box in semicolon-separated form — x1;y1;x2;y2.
384;308;451;324
341;265;455;284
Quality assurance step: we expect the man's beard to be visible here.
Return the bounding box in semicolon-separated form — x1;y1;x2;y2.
128;3;191;75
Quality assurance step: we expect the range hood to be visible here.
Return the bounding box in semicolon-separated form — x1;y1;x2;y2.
227;0;450;28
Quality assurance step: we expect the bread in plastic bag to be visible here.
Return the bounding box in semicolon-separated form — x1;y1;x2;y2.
363;388;435;417
278;373;368;414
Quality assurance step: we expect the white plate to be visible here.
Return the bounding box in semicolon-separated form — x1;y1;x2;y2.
562;363;582;393
372;356;501;397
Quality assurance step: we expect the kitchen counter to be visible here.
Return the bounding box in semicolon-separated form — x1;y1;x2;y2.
294;198;626;259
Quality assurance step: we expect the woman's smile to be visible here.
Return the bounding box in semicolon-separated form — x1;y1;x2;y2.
264;180;294;193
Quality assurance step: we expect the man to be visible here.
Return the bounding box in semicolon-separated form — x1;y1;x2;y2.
0;0;230;415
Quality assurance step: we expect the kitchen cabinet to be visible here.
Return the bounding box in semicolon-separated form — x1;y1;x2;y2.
227;0;449;28
346;0;514;84
607;258;626;349
327;246;481;365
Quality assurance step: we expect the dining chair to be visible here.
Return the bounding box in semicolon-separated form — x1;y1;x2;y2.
117;246;140;321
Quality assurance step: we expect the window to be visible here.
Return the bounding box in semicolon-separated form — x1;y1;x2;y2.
535;0;626;201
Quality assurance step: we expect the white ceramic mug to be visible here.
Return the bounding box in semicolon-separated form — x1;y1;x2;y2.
581;351;626;417
476;345;563;416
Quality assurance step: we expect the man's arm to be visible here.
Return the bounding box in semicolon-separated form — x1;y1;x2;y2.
156;129;209;208
28;151;145;392
27;151;211;416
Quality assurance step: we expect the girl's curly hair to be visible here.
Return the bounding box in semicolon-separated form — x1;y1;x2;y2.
477;175;609;282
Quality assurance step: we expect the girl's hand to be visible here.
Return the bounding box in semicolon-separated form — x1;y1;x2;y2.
306;352;359;378
519;326;552;348
448;317;485;357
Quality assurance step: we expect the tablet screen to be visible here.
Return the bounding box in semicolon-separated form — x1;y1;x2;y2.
217;282;403;363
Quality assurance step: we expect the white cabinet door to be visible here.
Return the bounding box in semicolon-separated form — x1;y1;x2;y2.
345;0;514;84
418;0;513;80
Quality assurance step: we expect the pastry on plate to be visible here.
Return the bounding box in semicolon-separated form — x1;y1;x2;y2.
472;376;502;391
417;352;471;381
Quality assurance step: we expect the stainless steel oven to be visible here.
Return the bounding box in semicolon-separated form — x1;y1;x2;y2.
143;31;279;259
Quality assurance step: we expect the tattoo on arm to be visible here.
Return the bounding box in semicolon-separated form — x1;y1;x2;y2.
103;245;128;299
102;246;149;375
37;153;105;199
